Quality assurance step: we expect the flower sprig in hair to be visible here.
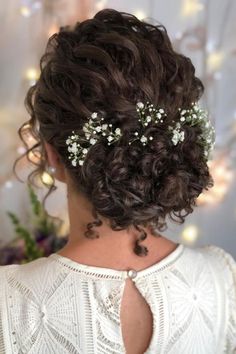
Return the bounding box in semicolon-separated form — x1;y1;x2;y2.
168;103;216;159
66;112;122;166
128;101;167;146
65;101;215;167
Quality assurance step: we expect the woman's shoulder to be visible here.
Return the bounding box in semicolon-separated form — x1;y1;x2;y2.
187;243;236;279
193;244;236;298
0;256;57;284
198;243;236;273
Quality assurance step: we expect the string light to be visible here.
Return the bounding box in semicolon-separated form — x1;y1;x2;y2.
20;6;31;17
181;0;204;17
4;181;13;189
25;67;39;84
48;23;59;37
17;146;27;154
41;172;54;185
175;31;183;40
181;225;199;244
213;71;222;80
197;157;234;205
133;10;147;21
95;0;107;11
207;51;224;71
20;1;42;17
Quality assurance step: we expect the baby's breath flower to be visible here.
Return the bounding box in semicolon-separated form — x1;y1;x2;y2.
137;102;144;109
90;138;97;145
66;101;215;167
91;112;97;119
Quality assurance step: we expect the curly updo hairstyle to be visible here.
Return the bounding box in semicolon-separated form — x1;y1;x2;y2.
15;8;214;257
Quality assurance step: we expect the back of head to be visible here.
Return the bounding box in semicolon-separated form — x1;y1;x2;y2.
17;8;214;256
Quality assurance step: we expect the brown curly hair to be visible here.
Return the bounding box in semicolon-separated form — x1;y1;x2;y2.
14;8;214;257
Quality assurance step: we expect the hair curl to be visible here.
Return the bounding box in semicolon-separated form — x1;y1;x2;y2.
14;8;214;257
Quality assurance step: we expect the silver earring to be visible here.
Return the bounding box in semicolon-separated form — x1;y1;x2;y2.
47;165;57;175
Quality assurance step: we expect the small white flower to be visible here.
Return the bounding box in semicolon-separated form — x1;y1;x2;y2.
91;112;97;119
176;122;181;129
115;128;121;135
180;117;185;122
107;136;114;142
69;142;78;153
140;136;147;143
72;159;77;167
172;135;178;145
134;132;139;136
95;126;102;132
179;131;185;141
149;136;153;140
146;116;152;122
79;160;84;166
82;148;88;154
157;113;162;119
159;109;164;114
90;138;97;145
137;102;144;109
83;125;89;133
102;124;108;130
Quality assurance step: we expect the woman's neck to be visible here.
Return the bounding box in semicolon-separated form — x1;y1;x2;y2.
60;184;178;270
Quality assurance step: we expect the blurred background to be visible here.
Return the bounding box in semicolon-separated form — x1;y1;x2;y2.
0;0;236;262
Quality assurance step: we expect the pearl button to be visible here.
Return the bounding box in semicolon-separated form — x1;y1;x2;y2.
127;269;137;279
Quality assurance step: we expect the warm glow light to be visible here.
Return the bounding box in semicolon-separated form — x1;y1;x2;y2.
48;24;59;37
20;6;31;17
181;0;204;17
207;51;224;71
17;146;27;154
197;156;234;206
41;172;54;185
213;72;222;80
175;31;183;40
5;181;13;189
25;68;39;82
95;0;107;11
134;10;147;20
181;225;199;243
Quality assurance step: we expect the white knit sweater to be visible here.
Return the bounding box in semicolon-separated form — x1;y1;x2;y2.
0;243;235;354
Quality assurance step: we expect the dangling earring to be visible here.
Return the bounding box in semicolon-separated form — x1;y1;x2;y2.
47;165;57;175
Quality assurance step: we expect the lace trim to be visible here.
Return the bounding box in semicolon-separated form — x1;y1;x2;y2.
49;243;185;281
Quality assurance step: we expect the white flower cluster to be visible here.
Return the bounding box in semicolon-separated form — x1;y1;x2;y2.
128;101;167;146
168;103;216;159
66;112;122;166
66;101;215;167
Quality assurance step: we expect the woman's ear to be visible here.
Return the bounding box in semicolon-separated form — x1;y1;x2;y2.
43;141;67;183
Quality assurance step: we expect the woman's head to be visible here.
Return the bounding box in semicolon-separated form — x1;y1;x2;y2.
15;8;214;257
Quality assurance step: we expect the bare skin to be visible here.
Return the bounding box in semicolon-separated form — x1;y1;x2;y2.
44;141;179;353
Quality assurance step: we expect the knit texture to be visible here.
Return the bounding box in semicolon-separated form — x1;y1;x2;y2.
0;244;235;353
